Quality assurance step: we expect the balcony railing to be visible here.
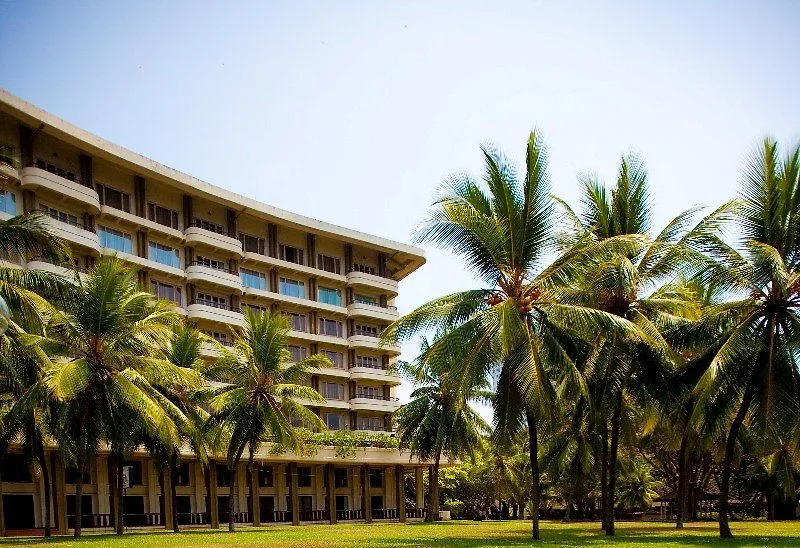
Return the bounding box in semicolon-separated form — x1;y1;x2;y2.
191;218;227;235
354;361;387;370
355;424;392;432
189;298;241;312
30;158;87;186
336;509;364;520
354;393;399;402
187;260;234;274
353;300;397;312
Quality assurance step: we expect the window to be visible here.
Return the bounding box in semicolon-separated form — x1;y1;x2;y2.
356;355;381;369
288;345;307;362
357;386;383;399
175;462;191;486
297;467;312;488
334;468;348;488
40;205;78;226
318;318;343;337
335;495;349;511
148;203;179;229
122;461;143;486
241;268;266;290
2;454;31;482
0;190;15;215
97;184;130;212
239;233;265;255
194;218;225;234
317;254;341;274
258;466;274;488
243;303;268;315
216;464;232;487
195;256;228;271
279;277;305;298
318;287;342;306
279;244;304;265
284;312;307;332
64;466;91;485
151;280;182;306
352;263;376;275
322;382;345;400
326;413;344;430
354;294;378;306
355;324;378;337
369;469;384;488
357;416;383;431
204;331;230;346
149;241;181;268
196;292;227;309
323;350;345;369
98;226;133;253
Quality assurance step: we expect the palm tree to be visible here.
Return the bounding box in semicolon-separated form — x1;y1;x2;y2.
385;132;645;539
555;155;733;535
43;257;185;536
692;138;800;538
395;336;491;521
203;309;328;532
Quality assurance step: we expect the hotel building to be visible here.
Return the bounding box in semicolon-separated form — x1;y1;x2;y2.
0;89;427;534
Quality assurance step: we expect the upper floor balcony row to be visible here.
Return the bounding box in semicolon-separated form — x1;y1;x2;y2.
17;164;399;295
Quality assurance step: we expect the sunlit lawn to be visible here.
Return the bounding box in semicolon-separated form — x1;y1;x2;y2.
4;520;800;547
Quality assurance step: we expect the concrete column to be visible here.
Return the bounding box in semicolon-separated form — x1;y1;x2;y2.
146;460;160;515
250;463;261;526
326;464;337;525
314;465;324;510
32;461;42;528
396;466;406;522
361;465;372;523
52;453;68;534
415;468;424;509
193;462;205;514
208;464;219;529
384;466;395;511
236;463;248;518
351;466;361;511
96;456;110;515
276;464;287;511
288;462;300;525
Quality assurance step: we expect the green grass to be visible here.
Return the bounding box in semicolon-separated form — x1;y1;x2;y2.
3;520;800;547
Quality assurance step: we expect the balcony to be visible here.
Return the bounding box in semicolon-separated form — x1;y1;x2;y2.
100;205;184;241
185;261;243;293
319;397;350;410
288;329;348;347
350;395;401;413
347;334;401;356
198;340;235;358
242;251;347;284
20;166;101;213
316;365;350;379
186;300;245;328
184;224;243;256
347;301;399;322
27;260;85;280
246;287;348;316
349;365;402;386
0;160;18;183
101;249;186;278
44;217;102;254
346;270;398;297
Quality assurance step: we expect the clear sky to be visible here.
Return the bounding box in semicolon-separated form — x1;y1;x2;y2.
2;1;799;407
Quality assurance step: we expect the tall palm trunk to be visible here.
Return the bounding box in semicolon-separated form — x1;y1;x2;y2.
719;387;754;538
0;468;6;537
676;431;688;529
600;422;609;530
171;452;180;533
74;454;84;537
115;455;124;535
38;447;52;538
429;453;441;520
228;445;245;532
204;463;214;527
525;409;540;541
605;389;623;536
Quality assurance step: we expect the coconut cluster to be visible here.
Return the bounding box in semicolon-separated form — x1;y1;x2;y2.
486;293;504;306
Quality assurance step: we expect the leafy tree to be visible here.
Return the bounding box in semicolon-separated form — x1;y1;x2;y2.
204;309;327;532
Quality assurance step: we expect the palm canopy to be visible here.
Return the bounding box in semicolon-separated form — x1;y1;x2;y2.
203;309;328;464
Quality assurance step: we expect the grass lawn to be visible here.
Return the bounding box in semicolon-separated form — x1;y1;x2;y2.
3;520;799;547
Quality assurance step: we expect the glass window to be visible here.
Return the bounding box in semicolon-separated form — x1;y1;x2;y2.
297;467;312;488
194;218;225;234
175;462;191;486
98;184;130;212
318;318;343;337
326;413;343;430
317;254;341;274
279;277;305;298
355;324;378;337
1;454;31;482
356;355;381;369
335;495;349;511
0;190;16;215
352;263;376;275
204;330;230;346
284;312;307;332
318;287;342;306
288;345;307;362
322;382;345;400
196;292;227;308
195;256;227;271
279;244;304;265
122;461;143;486
150;280;182;306
40;205;78;226
148;203;179;229
357;386;383;399
149;241;181;268
355;294;378;306
323;350;345;369
239;233;265;254
357;416;383;431
369;469;384;488
334;468;348;488
241;268;266;290
98;226;133;253
258;466;274;488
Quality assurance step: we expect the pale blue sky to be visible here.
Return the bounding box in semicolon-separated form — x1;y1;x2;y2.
2;1;799;404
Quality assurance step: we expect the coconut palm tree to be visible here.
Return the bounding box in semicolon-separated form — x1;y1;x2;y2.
555;155;734;534
43;257;185;536
203;309;328;532
385;132;647;539
692;138;800;538
395;336;491;521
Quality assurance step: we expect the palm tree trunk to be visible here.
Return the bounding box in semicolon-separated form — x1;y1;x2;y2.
0;468;5;537
719;386;754;539
157;462;166;527
605;389;623;537
171;452;180;533
74;454;84;537
204;463;214;527
525;409;540;541
563;492;572;522
228;445;245;532
116;454;124;535
39;447;52;538
431;452;441;519
676;431;688;529
600;422;609;530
